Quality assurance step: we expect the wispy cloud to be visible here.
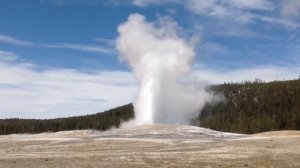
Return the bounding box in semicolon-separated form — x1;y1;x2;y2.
197;42;234;58
46;43;114;54
39;0;108;5
228;0;274;11
0;33;115;54
39;0;300;29
1;51;299;118
281;0;300;18
130;0;274;23
277;0;300;28
0;50;18;62
192;65;300;84
0;56;136;119
126;0;300;29
0;34;34;46
94;38;115;47
132;0;179;7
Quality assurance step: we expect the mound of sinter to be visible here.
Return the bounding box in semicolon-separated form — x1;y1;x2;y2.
96;124;244;139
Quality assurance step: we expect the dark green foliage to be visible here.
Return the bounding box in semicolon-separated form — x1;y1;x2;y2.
1;79;300;135
0;104;134;135
198;79;300;134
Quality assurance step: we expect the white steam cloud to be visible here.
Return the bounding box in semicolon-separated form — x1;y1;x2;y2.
116;13;214;126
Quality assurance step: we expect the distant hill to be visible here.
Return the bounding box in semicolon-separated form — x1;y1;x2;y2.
197;79;300;134
0;79;300;135
0;104;134;135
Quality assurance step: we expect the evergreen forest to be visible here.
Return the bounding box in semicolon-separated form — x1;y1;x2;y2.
0;79;299;135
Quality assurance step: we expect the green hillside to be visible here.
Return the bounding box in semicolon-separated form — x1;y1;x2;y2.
0;104;133;135
0;79;299;135
197;79;300;134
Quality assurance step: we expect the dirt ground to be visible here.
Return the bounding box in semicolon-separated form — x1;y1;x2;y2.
0;124;299;168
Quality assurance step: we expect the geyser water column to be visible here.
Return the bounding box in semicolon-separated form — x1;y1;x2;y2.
116;13;214;126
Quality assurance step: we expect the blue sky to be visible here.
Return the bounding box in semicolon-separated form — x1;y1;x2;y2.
0;0;300;118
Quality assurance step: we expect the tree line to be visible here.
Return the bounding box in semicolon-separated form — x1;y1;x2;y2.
0;104;134;135
0;79;299;135
197;79;300;134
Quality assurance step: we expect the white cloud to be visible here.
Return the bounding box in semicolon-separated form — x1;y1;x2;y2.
281;0;300;18
39;0;88;5
0;50;18;62
132;0;179;7
277;0;300;28
0;56;137;119
185;0;274;24
193;65;300;84
0;33;115;54
39;0;300;29
0;53;299;119
46;43;114;54
94;38;115;46
197;42;233;58
228;0;274;11
0;34;33;46
186;0;228;17
256;15;300;29
129;0;274;24
187;0;300;28
128;0;300;29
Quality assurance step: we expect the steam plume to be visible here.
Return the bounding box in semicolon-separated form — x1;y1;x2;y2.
116;13;214;126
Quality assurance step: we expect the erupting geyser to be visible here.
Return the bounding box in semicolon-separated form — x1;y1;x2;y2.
116;13;214;126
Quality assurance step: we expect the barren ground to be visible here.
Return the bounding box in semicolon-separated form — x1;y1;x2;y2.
0;124;299;168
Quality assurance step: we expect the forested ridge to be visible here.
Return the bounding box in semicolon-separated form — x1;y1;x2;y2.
0;104;134;135
0;79;299;135
198;79;300;134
